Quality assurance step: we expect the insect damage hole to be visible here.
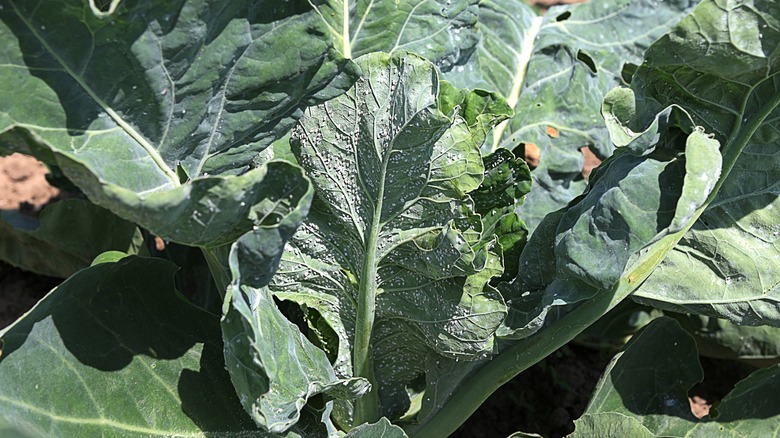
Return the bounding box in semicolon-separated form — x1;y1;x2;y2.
576;50;598;74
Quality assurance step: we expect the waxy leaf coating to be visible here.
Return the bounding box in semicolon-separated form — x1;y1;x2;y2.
229;51;518;426
0;0;356;246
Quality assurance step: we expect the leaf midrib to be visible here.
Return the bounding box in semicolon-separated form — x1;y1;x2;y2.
491;15;543;152
10;1;180;186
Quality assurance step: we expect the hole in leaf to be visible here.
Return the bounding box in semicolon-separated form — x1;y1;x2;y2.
581;146;601;179
514;143;540;169
545;126;559;138
621;62;639;85
92;0;113;12
576;50;598;74
555;11;572;21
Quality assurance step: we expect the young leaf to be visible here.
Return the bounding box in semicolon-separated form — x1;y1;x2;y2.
0;199;142;278
0;256;261;436
445;0;697;230
0;0;356;247
245;51;513;427
310;0;479;70
571;317;780;437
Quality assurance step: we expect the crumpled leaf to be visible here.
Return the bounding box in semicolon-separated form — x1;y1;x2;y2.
0;198;142;278
470;149;531;281
445;0;697;231
0;0;357;247
497;104;722;339
0;256;265;437
270;51;512;423
571;317;780;437
217;162;372;434
621;0;780;327
310;0;479;71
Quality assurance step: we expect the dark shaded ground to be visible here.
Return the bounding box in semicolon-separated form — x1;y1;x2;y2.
453;345;612;438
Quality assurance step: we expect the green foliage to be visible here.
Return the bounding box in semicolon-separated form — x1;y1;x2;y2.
0;0;779;437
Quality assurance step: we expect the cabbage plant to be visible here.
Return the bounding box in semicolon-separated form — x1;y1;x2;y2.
1;0;779;437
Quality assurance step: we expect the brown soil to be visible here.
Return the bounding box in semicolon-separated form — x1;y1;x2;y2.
0;153;60;212
0;154;63;330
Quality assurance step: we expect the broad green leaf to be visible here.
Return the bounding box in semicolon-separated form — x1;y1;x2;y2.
498;119;721;339
0;418;34;438
345;417;408;437
0;199;142;278
445;0;697;231
223;235;370;433
310;0;479;70
621;0;780;327
0;0;357;247
268;51;511;424
572;317;780;437
409;3;780;434
0;256;263;437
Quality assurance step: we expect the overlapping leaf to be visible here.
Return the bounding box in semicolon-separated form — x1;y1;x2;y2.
310;0;479;70
252;52;514;424
623;0;780;327
571;317;780;437
445;0;697;231
0;256;263;437
409;2;780;434
0;0;357;246
0;199;142;277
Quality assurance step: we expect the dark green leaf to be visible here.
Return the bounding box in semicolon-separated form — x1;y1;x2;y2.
669;313;780;363
311;0;479;71
0;0;355;246
572;317;780;437
0;256;262;436
0;199;141;277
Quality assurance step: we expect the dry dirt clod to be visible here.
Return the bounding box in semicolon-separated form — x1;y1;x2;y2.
0;153;59;210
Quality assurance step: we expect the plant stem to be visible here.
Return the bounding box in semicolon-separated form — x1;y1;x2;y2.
353;184;386;426
407;236;677;437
